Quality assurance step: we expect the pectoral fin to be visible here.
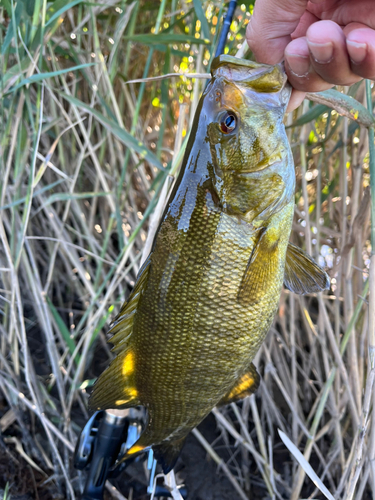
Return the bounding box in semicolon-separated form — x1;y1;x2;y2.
218;363;260;406
284;243;330;295
237;227;281;304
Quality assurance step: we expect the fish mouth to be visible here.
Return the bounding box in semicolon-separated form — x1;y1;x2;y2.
238;151;284;175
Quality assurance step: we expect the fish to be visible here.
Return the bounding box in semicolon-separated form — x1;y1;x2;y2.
89;55;330;473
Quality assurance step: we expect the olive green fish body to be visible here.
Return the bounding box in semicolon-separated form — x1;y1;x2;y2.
90;56;329;472
133;196;293;443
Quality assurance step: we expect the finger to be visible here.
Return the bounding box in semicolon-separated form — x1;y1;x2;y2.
246;0;309;64
346;27;375;80
286;90;306;112
343;22;374;36
291;11;319;39
306;21;362;85
307;0;375;30
285;36;335;92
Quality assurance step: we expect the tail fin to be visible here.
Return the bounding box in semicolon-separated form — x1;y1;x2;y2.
153;438;186;474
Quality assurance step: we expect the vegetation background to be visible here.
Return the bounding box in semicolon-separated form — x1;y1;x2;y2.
0;0;374;499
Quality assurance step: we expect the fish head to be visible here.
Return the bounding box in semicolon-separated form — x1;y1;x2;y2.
202;55;294;224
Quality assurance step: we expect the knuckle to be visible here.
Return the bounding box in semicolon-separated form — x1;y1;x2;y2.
286;70;333;92
350;61;375;81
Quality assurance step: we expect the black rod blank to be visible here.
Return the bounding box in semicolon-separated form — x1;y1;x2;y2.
214;0;239;58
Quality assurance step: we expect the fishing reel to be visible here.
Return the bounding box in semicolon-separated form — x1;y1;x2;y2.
74;409;187;499
74;410;137;499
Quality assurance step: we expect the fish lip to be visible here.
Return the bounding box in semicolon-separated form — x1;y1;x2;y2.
238;154;284;175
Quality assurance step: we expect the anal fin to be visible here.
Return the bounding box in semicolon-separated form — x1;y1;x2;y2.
284;242;330;294
218;363;260;406
115;440;149;470
118;436;185;474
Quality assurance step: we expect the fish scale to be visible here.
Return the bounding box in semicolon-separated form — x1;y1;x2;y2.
89;55;330;473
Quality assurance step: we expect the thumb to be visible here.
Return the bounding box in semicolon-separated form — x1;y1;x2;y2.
246;0;309;64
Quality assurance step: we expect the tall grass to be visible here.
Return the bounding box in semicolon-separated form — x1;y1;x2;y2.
0;1;374;499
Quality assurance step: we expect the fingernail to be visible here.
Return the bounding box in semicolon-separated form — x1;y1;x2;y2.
347;40;367;64
285;53;310;77
307;41;333;63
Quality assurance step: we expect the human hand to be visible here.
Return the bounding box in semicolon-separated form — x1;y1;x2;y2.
246;0;375;111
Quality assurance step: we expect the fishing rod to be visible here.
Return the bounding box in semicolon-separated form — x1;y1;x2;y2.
214;0;239;58
73;2;239;498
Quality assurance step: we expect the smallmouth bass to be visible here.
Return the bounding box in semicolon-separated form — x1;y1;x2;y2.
90;55;329;473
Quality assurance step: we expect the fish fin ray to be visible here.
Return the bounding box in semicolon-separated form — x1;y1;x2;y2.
89;346;140;410
108;256;151;350
89;259;152;411
117;435;185;474
284;243;330;294
218;363;260;406
114;440;150;470
153;438;186;474
238;228;281;304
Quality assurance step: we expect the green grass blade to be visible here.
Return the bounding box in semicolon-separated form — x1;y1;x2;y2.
46;296;80;364
307;88;375;128
4;63;96;94
192;0;210;40
0;179;65;210
124;33;211;45
59;93;164;170
45;0;87;27
42;191;109;206
288;104;329;128
2;1;23;54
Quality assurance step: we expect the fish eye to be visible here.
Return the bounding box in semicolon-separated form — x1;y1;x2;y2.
219;111;237;134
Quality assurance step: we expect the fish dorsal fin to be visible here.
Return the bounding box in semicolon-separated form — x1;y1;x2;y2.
238;227;281;304
89;346;140;410
218;363;260;407
109;257;151;354
88;258;151;411
284;243;330;294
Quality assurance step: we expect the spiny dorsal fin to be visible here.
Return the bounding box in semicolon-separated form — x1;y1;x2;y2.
218;363;260;406
284;243;330;295
108;256;151;353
